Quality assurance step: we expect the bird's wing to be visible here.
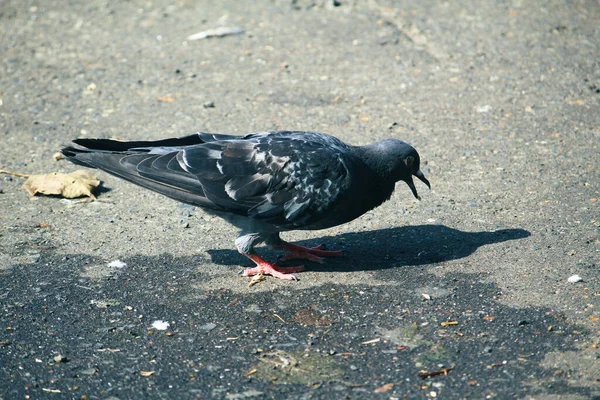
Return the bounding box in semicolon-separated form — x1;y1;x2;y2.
61;133;242;208
179;132;352;226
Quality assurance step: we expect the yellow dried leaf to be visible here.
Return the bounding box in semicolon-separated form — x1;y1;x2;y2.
140;371;155;376
22;170;100;199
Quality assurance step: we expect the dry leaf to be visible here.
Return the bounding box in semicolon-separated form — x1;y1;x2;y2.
22;170;100;199
140;371;155;376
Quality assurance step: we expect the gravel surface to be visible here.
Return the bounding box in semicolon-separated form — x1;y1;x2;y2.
1;0;598;399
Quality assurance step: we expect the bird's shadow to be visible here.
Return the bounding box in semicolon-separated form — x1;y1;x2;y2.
207;225;531;272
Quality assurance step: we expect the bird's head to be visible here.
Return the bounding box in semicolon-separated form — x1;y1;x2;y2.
364;139;431;200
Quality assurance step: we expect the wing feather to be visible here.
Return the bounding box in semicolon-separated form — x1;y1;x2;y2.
179;131;352;225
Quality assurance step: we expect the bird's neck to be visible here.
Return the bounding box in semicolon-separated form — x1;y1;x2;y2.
351;143;395;180
348;144;397;210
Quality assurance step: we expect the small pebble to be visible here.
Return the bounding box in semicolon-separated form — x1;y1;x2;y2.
567;275;583;283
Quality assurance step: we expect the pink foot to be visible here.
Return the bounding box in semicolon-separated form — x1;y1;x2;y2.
278;242;344;263
241;254;304;280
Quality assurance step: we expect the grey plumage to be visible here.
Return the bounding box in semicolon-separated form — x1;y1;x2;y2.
62;130;430;280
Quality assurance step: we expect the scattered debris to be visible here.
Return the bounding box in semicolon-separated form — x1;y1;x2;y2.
374;383;394;393
360;338;381;346
22;170;100;199
476;105;492;113
157;96;175;103
151;320;170;331
421;293;431;301
53;354;68;363
248;273;266;287
107;260;127;269
418;365;455;379
440;321;458;327
53;152;63;161
42;388;61;393
140;370;155;376
567;274;583;283
0;169;31;178
203;101;215;108
85;82;97;94
187;27;244;41
273;313;286;323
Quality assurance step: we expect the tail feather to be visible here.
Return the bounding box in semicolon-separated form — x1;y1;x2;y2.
71;132;241;152
61;138;217;209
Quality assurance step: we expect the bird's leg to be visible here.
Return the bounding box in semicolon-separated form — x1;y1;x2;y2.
267;235;343;263
236;233;304;280
278;242;344;263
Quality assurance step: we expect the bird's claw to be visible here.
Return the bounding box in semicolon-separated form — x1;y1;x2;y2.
241;256;304;281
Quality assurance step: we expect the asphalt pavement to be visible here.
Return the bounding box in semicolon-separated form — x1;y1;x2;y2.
1;1;598;399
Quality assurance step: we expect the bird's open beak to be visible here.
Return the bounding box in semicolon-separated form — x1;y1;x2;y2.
415;169;430;189
406;170;431;200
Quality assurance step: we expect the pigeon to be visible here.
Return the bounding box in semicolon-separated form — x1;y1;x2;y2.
62;131;430;280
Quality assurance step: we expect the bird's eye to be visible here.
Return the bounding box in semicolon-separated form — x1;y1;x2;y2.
404;156;414;167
